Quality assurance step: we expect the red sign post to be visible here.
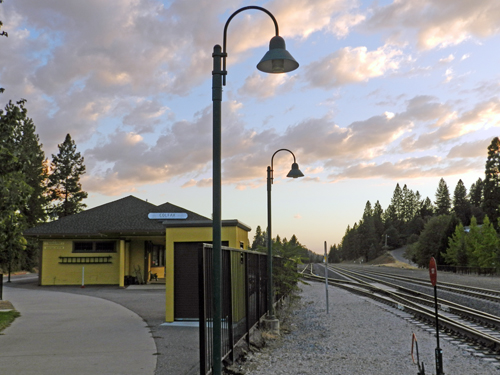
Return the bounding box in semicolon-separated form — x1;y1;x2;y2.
429;257;444;375
429;257;437;286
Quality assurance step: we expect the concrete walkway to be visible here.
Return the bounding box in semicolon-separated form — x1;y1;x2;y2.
0;279;157;375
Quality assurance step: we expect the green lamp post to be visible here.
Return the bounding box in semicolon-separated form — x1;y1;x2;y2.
266;149;304;324
211;6;298;374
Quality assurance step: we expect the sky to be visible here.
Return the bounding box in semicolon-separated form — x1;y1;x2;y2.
1;0;499;254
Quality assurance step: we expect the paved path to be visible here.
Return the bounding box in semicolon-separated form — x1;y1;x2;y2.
0;278;157;375
391;247;418;267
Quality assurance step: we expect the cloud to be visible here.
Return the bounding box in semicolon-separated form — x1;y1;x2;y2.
121;99;170;134
327;157;483;181
303;46;403;88
238;72;297;99
399;97;500;152
365;0;500;50
268;0;364;39
447;139;493;158
439;54;455;64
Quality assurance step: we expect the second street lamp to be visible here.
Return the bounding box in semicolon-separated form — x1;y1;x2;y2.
211;6;298;375
266;149;304;330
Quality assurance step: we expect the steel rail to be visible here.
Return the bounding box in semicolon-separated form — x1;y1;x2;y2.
301;267;500;354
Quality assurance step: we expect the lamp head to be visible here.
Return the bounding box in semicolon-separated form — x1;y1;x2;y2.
286;162;304;178
257;36;299;74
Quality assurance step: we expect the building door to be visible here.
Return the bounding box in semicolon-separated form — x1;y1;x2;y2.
174;242;200;320
174;241;228;320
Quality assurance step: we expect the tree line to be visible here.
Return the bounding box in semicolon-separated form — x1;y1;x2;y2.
0;100;88;274
329;137;500;271
251;226;322;263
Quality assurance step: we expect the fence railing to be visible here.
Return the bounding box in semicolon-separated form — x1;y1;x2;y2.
437;265;498;276
199;244;281;375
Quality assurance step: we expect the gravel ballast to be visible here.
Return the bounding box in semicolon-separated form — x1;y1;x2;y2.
240;282;500;375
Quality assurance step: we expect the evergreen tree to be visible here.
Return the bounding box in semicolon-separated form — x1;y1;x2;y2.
373;200;385;241
465;216;481;267
402;184;416;222
0;100;36;274
469;178;485;223
328;244;341;263
482;137;500;228
251;225;266;251
452;179;471;225
443;223;468;267
359;201;378;261
419;197;434;218
390;183;404;221
48;134;88;219
469;178;484;207
435;178;451;215
473;215;499;269
408;215;451;267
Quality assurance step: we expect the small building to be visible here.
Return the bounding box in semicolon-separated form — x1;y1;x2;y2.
24;195;251;322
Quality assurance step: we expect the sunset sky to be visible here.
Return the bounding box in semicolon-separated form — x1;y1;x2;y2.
1;0;499;253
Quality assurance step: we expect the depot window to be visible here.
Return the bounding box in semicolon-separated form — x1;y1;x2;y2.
73;241;116;253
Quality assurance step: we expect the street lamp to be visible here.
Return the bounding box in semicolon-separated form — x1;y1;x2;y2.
266;149;304;327
212;6;298;374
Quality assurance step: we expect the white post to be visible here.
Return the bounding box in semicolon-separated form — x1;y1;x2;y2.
81;266;85;288
324;241;329;314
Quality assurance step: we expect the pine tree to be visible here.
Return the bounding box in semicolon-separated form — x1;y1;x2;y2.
443;222;467;266
419;197;434;218
251;225;266;251
373;200;385;240
328;244;341;263
465;216;481;267
452;179;471;225
0;100;34;275
359;201;379;261
469;178;485;223
402;184;416;222
48;134;88;219
435;178;451;215
482;137;500;228
410;215;451;267
473;215;499;269
391;183;404;221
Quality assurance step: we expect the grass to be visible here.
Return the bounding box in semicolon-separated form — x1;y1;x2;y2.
0;310;20;333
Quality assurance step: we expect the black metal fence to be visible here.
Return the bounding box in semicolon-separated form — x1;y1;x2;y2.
437;265;498;276
0;273;3;300
199;244;277;375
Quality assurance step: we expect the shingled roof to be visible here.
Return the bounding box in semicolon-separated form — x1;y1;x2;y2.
24;195;215;238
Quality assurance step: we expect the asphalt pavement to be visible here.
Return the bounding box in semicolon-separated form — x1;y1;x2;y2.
0;274;198;375
390;247;418;267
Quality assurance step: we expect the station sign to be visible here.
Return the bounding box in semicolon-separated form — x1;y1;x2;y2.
148;212;188;220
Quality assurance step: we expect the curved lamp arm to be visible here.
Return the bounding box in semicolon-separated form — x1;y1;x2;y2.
222;6;295;85
269;148;303;184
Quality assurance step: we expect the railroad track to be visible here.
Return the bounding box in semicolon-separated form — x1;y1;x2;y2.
301;264;500;358
337;266;500;303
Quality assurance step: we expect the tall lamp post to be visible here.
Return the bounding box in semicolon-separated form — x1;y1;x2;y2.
266;149;304;325
212;6;298;374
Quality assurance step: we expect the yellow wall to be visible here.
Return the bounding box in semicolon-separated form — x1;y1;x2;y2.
231;251;247;322
41;240;120;286
164;225;249;322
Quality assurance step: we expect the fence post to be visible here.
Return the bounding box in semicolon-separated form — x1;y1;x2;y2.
199;245;207;375
0;274;3;300
244;253;250;348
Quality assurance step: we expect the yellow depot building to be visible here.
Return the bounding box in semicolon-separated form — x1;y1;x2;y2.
24;195;251;322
